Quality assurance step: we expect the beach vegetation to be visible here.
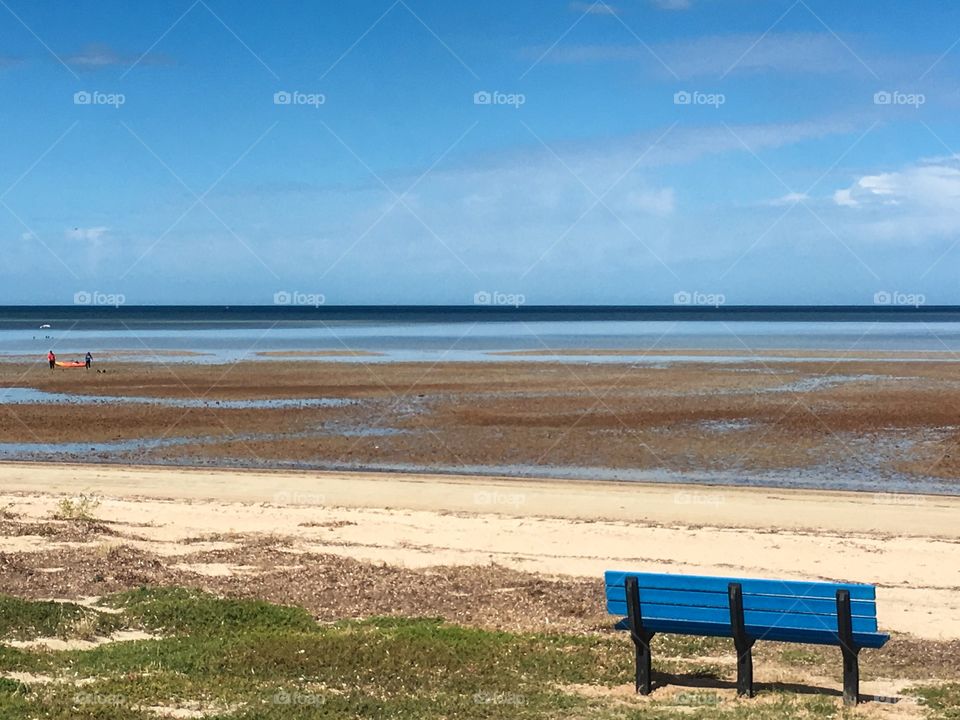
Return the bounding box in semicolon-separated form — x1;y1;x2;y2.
51;494;101;522
0;590;952;719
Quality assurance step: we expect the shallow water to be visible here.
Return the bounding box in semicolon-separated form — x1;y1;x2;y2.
7;319;960;364
0;387;353;409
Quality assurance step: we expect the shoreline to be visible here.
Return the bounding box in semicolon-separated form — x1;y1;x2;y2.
2;462;958;640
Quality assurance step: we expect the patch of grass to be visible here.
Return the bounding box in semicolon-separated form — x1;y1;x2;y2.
907;683;960;720
653;633;729;659
0;677;29;695
104;587;318;636
0;596;123;641
778;646;824;667
0;589;933;719
51;494;101;522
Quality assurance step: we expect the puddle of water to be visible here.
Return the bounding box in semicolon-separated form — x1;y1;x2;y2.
0;387;353;409
695;419;757;433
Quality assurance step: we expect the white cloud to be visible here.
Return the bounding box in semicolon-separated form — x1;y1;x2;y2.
539;32;884;79
833;188;856;207
768;192;809;206
834;162;960;209
65;43;171;69
831;159;960;242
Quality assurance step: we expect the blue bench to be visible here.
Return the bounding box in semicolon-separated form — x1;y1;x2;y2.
605;570;889;706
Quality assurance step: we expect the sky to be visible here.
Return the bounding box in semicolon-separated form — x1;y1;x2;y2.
1;0;959;306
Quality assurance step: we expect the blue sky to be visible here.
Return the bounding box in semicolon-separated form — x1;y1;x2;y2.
1;0;959;305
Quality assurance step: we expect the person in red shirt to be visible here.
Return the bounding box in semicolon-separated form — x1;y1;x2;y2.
47;351;55;369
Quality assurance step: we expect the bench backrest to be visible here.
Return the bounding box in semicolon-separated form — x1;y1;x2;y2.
605;571;885;647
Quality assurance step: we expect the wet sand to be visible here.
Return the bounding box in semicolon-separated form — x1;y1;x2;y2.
2;358;960;486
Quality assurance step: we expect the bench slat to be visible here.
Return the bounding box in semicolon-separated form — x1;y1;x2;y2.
605;570;876;601
606;600;878;633
612;618;889;649
604;586;878;618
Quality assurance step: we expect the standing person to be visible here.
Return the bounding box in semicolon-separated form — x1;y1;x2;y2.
85;352;92;369
48;350;55;369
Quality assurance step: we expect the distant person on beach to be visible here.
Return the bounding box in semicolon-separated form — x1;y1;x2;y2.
47;350;55;369
85;352;93;369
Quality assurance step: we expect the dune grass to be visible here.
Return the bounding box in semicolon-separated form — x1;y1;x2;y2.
0;589;949;719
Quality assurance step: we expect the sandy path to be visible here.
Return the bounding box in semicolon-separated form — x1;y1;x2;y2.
1;462;958;640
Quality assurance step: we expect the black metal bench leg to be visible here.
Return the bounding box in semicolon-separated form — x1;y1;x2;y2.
841;645;860;706
625;577;655;694
836;589;860;706
728;583;756;698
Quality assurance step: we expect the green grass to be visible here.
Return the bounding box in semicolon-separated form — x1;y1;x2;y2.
0;596;123;641
908;683;960;720
0;589;949;719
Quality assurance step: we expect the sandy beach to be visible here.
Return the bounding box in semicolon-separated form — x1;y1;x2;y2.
2;462;957;642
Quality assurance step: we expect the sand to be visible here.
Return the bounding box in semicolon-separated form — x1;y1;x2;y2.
1;462;957;641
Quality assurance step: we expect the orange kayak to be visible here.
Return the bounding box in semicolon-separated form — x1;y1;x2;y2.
55;361;86;368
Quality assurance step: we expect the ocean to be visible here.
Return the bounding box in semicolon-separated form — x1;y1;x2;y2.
2;306;960;363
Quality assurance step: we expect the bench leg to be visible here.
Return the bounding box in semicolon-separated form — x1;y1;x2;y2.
625;577;655;694
728;583;756;698
836;589;861;706
841;646;860;706
633;631;654;695
734;640;755;697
